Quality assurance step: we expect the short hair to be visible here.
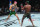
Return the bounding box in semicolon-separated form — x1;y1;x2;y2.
25;1;29;4
14;1;17;4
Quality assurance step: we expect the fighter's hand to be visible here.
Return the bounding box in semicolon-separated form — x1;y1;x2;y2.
21;7;24;10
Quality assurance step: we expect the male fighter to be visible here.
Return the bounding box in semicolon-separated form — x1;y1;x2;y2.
5;1;20;24
21;1;34;27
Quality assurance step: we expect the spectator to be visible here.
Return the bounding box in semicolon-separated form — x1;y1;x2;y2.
1;6;5;15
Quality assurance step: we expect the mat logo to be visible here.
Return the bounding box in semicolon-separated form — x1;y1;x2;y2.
31;15;35;17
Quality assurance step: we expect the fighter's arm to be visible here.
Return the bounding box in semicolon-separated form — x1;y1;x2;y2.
17;5;19;10
15;5;18;9
15;5;19;11
21;6;25;10
9;5;12;10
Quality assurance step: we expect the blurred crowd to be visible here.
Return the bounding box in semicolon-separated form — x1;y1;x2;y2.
0;0;40;15
0;6;9;15
31;0;40;12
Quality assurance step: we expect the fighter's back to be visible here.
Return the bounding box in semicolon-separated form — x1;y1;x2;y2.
24;5;31;13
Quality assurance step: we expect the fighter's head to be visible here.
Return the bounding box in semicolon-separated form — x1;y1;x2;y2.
25;1;29;5
14;1;17;5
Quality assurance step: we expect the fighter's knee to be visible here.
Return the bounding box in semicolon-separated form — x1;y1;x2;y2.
22;20;23;22
29;17;31;20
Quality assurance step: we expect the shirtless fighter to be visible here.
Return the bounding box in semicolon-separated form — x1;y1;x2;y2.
21;1;34;27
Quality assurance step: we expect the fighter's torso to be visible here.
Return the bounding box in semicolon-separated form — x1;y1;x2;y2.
24;5;31;13
11;4;17;11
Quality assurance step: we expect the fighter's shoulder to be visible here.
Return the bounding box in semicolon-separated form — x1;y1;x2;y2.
24;5;31;6
12;4;14;6
26;5;31;6
30;5;31;7
29;5;31;6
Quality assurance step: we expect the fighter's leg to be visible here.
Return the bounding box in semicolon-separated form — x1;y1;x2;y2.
5;11;12;21
29;16;34;26
15;13;20;24
27;13;34;26
21;16;26;26
5;15;10;21
7;15;10;20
